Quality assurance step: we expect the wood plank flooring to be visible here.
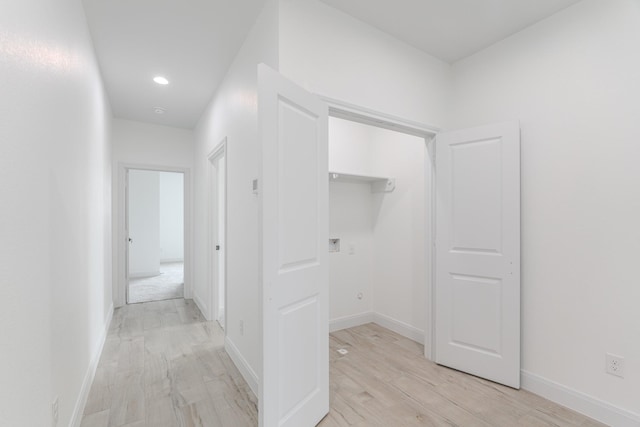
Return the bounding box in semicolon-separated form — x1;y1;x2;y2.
81;300;606;426
321;324;606;427
80;299;257;427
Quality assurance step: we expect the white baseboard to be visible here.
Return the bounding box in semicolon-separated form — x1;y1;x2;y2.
160;258;184;263
330;312;374;332
225;337;259;397
521;370;640;427
70;303;114;427
129;270;160;279
330;311;425;345
372;312;425;344
193;292;211;321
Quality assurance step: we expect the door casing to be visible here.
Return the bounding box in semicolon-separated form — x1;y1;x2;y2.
208;140;227;327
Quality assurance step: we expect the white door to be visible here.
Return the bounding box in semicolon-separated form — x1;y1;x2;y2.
216;156;226;328
210;147;226;329
259;64;329;427
435;121;521;388
125;169;131;303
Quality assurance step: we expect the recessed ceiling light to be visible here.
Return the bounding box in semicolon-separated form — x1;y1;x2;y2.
153;76;169;85
153;107;166;114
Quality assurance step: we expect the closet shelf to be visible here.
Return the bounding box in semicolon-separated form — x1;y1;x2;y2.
328;171;395;193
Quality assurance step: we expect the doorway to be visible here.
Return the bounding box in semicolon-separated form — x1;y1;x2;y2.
208;141;227;329
325;101;522;388
126;169;185;304
327;116;431;347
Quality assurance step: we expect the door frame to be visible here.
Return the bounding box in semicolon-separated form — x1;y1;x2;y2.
208;139;227;326
319;95;440;360
115;162;193;307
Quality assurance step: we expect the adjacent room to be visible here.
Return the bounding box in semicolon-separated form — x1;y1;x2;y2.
127;169;185;303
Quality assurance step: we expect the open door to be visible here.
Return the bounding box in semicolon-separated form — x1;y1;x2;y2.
434;121;521;388
258;64;329;427
125;169;130;304
209;144;226;329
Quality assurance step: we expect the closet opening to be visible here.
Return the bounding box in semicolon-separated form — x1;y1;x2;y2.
326;109;436;359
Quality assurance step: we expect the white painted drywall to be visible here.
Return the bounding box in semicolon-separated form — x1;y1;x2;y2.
111;118;194;305
328;115;374;176
328;118;426;334
329;181;374;321
159;171;184;262
193;0;279;388
370;126;426;333
111;118;194;168
279;0;451;127
450;0;640;416
0;0;113;425
128;170;160;277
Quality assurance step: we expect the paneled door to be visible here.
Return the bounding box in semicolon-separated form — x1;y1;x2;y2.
435;121;521;388
258;64;329;427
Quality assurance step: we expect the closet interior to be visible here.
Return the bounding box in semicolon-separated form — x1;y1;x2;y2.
328;116;428;343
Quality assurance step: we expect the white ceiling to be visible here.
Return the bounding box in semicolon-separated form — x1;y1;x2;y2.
83;0;582;129
319;0;583;63
82;0;266;129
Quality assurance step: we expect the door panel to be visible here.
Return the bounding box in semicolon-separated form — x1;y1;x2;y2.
259;64;329;427
435;121;520;388
278;100;319;269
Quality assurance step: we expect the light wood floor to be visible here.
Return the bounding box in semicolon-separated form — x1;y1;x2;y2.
80;299;257;427
81;300;605;427
321;324;606;427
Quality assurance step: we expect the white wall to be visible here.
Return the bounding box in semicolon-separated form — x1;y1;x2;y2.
111;118;193;305
328;118;375;324
328;118;426;336
0;0;113;425
128;170;160;276
111;118;194;167
329;181;374;321
370;126;426;334
159;171;184;262
450;0;640;419
329;115;375;176
279;0;451;127
193;0;279;391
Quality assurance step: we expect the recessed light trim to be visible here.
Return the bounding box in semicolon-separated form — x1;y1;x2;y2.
153;76;169;85
153;107;166;115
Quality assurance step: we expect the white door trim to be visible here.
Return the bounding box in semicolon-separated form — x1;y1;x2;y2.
207;140;227;326
115;162;193;307
319;95;440;361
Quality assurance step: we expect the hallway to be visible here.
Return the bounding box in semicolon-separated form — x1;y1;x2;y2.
80;299;257;427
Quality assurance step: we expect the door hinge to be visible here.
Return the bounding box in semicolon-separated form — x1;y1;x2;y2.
216;245;220;251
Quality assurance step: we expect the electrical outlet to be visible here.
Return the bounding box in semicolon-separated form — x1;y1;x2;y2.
606;353;625;378
239;320;244;336
52;397;59;426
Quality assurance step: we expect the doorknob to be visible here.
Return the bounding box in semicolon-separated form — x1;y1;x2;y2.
128;238;133;243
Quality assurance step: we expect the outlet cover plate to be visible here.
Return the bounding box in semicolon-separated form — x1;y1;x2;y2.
606;353;625;378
